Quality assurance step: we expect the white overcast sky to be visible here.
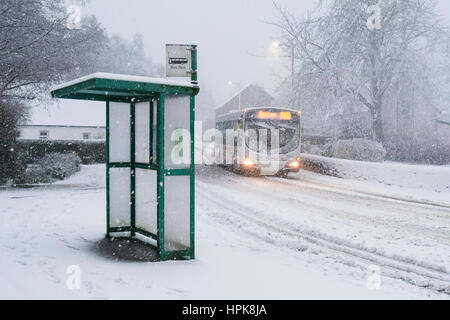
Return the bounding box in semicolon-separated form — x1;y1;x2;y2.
82;0;450;104
82;0;318;105
32;0;450;125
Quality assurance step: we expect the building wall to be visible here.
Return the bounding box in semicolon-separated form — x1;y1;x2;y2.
437;121;450;144
18;125;106;141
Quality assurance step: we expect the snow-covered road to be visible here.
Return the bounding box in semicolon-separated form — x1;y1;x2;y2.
197;166;450;296
0;164;449;299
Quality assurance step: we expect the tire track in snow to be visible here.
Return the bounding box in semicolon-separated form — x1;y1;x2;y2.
238;175;450;246
197;181;450;295
275;175;450;210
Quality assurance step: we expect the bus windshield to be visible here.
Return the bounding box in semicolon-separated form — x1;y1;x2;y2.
244;109;300;154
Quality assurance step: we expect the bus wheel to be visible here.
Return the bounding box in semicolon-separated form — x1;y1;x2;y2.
280;171;289;179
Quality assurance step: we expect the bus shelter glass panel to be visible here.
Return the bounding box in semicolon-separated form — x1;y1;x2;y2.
164;175;191;251
109;167;131;228
109;102;130;163
164;96;191;169
135;101;150;164
135;168;158;235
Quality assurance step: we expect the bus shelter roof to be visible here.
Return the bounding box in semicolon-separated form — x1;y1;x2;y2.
51;72;200;102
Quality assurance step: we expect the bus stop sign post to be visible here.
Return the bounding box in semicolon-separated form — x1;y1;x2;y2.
166;44;198;85
51;45;199;261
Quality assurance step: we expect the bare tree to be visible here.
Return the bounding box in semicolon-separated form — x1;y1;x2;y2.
0;0;163;183
88;33;164;78
272;0;449;143
0;0;107;100
0;97;28;184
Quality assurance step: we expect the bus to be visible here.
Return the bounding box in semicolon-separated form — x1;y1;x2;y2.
215;107;302;177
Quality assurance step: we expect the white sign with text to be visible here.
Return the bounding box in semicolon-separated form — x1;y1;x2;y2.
166;44;192;78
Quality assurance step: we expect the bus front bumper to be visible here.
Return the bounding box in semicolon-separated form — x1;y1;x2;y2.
248;158;301;176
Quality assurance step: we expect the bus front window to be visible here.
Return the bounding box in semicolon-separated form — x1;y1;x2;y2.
244;110;300;154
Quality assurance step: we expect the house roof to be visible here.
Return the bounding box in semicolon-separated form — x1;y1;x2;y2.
437;113;450;126
215;84;274;117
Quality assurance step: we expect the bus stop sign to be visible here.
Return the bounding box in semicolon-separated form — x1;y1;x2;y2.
166;44;193;78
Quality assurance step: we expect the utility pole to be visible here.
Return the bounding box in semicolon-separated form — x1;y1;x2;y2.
291;40;295;108
271;40;295;107
228;81;243;111
238;90;241;111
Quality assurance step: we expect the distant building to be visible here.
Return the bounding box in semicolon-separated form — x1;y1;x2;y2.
215;84;274;118
18;100;106;142
17;124;106;142
437;112;450;143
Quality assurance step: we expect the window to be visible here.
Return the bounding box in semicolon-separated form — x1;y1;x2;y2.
39;130;49;140
82;132;91;140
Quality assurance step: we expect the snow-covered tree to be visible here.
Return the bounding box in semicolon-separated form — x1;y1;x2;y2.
0;0;102;183
0;0;163;183
0;0;106;100
0;98;28;184
272;0;450;144
86;33;164;78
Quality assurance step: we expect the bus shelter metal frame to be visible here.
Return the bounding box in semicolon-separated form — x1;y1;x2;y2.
51;70;199;261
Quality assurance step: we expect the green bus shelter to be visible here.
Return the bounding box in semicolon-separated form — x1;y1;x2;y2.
51;71;199;261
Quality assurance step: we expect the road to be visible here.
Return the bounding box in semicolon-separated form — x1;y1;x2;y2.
196;166;450;295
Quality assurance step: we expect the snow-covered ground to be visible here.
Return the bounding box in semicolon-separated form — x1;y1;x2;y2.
300;153;450;206
0;164;449;299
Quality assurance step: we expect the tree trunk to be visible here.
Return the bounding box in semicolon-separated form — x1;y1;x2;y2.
371;101;384;143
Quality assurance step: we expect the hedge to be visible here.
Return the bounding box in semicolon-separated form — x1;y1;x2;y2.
17;139;105;165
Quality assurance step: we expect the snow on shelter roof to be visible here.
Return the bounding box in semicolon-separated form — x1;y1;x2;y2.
51;72;199;102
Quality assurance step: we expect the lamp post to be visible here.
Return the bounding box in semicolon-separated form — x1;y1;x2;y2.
271;41;295;107
227;81;243;111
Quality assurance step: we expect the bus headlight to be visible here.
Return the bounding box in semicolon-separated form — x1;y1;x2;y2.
288;160;300;168
243;158;254;167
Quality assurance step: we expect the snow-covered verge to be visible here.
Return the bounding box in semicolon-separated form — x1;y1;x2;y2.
0;164;440;299
19;153;81;185
300;153;450;207
329;139;387;162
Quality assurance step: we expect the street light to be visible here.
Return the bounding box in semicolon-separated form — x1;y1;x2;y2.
227;81;243;111
270;41;281;58
270;40;295;107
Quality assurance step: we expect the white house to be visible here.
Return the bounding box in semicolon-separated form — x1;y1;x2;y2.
17;124;105;141
19;99;106;141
